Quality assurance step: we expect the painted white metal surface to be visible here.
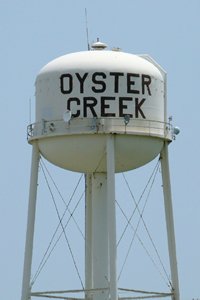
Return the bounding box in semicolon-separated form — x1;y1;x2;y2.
84;136;117;300
106;135;117;300
36;133;164;173
91;173;109;300
161;143;180;300
36;51;164;122
85;174;93;299
21;143;40;300
30;49;171;172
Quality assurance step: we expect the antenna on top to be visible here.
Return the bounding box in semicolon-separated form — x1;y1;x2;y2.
29;97;32;124
85;8;90;50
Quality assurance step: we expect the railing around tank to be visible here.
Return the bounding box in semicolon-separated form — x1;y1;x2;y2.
27;117;174;142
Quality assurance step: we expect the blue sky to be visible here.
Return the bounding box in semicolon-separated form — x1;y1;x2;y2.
1;1;200;299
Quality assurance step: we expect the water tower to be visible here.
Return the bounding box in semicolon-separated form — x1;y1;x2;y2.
21;41;180;300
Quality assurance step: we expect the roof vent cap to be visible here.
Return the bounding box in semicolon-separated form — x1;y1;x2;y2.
91;38;107;50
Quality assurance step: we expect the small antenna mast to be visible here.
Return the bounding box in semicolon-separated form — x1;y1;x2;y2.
29;97;32;124
85;8;90;50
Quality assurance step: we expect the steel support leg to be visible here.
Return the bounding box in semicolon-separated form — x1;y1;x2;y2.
160;142;180;300
85;174;93;299
21;143;40;300
106;135;117;300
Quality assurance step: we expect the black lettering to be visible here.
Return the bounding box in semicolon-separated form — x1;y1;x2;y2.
92;72;106;93
127;73;140;94
75;73;88;93
60;74;73;94
110;72;124;93
135;98;146;118
101;97;115;117
119;97;133;117
142;74;151;95
83;97;98;117
67;97;80;117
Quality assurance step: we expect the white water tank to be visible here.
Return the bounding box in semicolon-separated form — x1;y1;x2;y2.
29;46;172;172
